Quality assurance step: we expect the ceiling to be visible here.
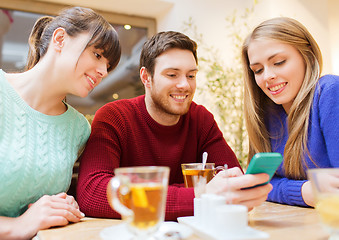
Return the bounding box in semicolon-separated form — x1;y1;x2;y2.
35;0;173;18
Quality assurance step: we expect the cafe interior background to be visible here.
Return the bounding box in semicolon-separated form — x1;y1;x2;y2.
0;0;338;166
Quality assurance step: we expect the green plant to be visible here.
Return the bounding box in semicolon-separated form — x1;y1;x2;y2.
183;1;258;167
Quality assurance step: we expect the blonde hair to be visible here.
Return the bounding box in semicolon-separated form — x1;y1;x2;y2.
241;17;322;179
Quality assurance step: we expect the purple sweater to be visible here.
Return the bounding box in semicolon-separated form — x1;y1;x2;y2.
267;74;339;206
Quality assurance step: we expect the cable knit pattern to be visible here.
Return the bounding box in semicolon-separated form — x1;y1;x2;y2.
267;75;339;206
0;69;91;217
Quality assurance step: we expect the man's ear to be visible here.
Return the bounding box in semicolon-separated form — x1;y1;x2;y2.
52;27;66;52
140;67;152;88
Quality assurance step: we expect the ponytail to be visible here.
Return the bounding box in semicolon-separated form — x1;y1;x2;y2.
25;7;121;72
26;16;53;70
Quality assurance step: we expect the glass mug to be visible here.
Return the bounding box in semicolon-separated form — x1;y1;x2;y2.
181;163;226;188
107;166;170;239
307;168;339;239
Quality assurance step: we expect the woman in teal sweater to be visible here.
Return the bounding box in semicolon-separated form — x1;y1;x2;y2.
0;6;121;239
241;17;339;207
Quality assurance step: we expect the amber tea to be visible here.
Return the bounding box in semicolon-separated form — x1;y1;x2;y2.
107;166;169;238
120;183;165;229
181;163;219;188
182;168;214;188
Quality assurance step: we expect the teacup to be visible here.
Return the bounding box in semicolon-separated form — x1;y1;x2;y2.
308;168;339;239
181;163;225;188
107;166;170;239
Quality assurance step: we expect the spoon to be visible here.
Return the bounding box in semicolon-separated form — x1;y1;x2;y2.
202;152;208;170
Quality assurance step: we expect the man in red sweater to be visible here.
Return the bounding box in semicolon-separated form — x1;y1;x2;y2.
77;31;272;221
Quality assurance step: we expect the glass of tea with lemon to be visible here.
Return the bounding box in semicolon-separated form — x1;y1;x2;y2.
181;163;225;188
308;168;339;239
107;166;170;240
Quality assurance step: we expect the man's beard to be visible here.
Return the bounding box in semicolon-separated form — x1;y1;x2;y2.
150;90;192;116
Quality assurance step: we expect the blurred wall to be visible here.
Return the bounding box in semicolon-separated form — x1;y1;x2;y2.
328;0;339;75
156;0;335;75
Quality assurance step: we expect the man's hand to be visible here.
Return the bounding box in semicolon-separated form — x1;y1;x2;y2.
205;167;273;210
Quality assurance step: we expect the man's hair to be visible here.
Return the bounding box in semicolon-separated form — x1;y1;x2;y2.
139;31;198;76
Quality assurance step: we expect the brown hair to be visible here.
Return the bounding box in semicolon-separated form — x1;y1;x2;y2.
241;17;322;179
26;6;121;72
140;31;198;76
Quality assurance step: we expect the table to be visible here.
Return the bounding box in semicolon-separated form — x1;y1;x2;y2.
36;202;329;240
248;202;329;240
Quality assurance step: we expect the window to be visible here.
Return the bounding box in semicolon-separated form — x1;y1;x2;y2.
0;1;155;122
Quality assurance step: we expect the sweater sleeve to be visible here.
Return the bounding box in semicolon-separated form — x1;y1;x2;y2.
267;175;308;206
166;184;195;220
77;104;122;218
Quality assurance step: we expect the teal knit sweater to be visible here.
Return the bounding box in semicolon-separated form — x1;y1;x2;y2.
0;70;91;217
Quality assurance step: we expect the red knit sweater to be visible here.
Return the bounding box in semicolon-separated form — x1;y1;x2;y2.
77;95;240;221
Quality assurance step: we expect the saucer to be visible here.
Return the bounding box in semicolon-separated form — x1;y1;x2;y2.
155;221;193;239
177;216;269;240
100;221;193;240
100;223;133;240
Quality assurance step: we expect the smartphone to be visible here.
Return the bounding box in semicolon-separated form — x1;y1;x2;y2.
245;152;283;188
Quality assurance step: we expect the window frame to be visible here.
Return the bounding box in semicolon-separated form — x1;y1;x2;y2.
0;0;156;37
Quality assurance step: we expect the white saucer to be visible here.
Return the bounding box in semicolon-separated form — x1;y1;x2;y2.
155;221;193;239
177;216;269;240
100;221;193;240
100;223;133;240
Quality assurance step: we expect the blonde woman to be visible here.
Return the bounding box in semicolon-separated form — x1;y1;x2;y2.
241;17;339;207
0;6;121;239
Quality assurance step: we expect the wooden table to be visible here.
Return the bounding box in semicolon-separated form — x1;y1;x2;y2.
248;202;328;240
36;202;329;240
